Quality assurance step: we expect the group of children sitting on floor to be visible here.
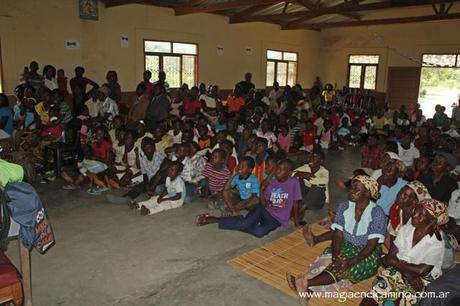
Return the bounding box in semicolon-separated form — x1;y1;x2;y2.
2;61;460;305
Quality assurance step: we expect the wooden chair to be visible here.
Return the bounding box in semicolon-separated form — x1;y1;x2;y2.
43;128;80;176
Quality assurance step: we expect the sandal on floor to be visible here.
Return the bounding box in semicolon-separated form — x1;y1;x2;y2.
195;213;209;226
87;186;109;195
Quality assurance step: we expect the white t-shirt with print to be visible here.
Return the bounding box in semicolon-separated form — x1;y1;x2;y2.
166;176;185;203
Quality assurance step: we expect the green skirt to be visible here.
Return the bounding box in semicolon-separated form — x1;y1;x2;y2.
323;241;382;284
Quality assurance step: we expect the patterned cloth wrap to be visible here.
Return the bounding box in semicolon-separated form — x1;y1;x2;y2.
323;241;382;284
370;199;449;305
353;175;380;200
406;180;431;201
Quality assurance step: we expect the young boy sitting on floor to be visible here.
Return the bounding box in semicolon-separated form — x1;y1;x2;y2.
125;137;166;202
195;159;302;238
134;161;185;216
201;148;231;210
222;156;260;215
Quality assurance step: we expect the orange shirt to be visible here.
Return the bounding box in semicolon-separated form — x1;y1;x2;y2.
227;96;245;113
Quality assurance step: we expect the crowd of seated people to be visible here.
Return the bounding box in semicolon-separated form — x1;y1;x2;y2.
2;60;460;305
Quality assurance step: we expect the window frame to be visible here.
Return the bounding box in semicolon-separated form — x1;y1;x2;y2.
421;53;460;67
143;39;199;89
347;54;379;90
266;49;298;87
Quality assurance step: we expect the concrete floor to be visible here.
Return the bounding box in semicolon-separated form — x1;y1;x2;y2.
6;148;361;306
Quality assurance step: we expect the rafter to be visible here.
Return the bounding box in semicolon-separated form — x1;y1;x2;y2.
174;0;283;15
230;0;413;24
230;10;307;23
230;3;277;18
285;0;460;28
286;12;460;30
294;0;360;20
282;1;290;13
102;0;177;8
446;1;455;13
230;3;276;18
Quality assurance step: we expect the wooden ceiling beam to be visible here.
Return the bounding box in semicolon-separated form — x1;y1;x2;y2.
285;12;460;30
174;0;283;15
102;0;176;8
446;1;455;13
230;10;308;23
282;1;290;13
297;0;362;20
285;0;460;29
188;0;202;5
230;3;277;18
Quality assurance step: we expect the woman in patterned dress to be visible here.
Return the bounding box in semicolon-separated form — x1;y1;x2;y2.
360;199;448;306
286;175;387;303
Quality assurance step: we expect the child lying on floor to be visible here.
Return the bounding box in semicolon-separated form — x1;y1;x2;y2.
134;161;185;216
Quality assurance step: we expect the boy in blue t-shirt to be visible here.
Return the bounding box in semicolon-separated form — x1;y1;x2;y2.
195;159;301;238
223;156;259;214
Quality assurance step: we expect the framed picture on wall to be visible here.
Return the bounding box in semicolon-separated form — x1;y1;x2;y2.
79;0;98;21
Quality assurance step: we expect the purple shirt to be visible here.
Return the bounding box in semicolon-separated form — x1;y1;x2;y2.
264;177;302;227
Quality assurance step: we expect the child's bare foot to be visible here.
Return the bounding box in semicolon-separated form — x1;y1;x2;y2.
335;176;347;189
286;272;299;296
140;205;150;215
105;175;120;189
61;171;74;184
295;276;310;305
92;174;107;188
302;224;316;247
195;213;209;226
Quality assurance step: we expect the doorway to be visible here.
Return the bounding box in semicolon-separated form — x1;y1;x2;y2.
418;54;460;118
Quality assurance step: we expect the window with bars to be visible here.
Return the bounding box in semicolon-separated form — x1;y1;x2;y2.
347;55;379;90
422;54;460;67
144;40;198;88
266;49;298;87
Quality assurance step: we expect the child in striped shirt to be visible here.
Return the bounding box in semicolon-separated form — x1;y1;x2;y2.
202;149;231;210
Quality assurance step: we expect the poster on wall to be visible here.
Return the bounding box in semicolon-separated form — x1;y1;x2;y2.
121;35;129;48
245;47;253;56
66;40;80;50
217;46;224;56
79;0;99;20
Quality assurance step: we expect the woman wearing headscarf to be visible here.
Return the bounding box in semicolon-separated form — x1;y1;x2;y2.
287;176;387;304
388;181;431;240
361;199;448;306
